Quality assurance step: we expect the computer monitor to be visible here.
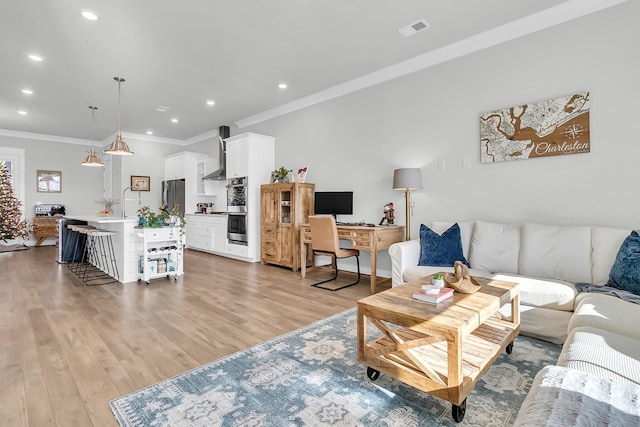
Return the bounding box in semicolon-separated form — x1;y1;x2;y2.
314;191;353;218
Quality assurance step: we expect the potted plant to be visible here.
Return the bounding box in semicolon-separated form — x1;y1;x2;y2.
272;166;292;183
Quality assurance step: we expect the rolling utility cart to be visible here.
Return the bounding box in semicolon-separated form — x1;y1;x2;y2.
136;227;183;284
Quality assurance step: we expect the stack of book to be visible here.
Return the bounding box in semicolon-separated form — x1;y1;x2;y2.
412;285;454;304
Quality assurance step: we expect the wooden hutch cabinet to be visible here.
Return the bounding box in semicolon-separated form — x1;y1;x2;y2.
260;182;314;271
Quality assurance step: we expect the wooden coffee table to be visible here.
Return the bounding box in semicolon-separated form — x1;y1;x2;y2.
357;274;520;422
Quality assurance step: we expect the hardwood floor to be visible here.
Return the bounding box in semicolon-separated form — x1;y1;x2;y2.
1;246;378;426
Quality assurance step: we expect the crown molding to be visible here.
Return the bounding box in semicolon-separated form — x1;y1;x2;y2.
235;0;630;129
0;128;94;145
0;128;184;146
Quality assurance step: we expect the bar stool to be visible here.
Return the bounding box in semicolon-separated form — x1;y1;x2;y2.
82;229;119;285
67;224;94;274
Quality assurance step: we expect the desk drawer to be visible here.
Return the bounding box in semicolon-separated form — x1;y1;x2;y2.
348;230;372;248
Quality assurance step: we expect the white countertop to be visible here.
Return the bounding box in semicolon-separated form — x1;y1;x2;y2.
185;213;227;217
64;215;139;223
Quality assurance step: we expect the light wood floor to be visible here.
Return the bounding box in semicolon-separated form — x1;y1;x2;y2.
1;246;379;427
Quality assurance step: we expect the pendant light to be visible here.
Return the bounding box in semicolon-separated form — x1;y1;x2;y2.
104;76;134;155
81;106;105;167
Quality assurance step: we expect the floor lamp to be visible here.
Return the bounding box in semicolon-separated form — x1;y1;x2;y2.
393;168;423;241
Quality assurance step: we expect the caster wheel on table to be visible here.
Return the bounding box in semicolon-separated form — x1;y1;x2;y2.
137;278;141;284
174;275;178;281
452;398;467;423
366;367;380;381
506;341;514;354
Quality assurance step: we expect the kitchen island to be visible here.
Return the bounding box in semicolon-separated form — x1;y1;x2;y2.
63;215;139;283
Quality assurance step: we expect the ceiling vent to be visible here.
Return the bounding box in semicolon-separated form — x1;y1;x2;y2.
399;19;431;38
155;105;171;112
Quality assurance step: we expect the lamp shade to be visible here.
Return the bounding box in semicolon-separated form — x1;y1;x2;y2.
104;131;134;155
81;148;105;167
393;168;422;190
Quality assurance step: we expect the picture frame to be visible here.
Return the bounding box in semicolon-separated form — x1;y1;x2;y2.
37;170;62;193
131;175;150;192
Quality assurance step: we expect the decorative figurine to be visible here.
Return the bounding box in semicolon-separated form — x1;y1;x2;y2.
379;202;395;225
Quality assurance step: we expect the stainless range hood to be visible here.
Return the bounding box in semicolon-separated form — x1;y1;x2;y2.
202;126;230;180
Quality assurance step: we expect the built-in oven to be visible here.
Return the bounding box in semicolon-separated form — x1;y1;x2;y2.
227;177;248;210
227;212;248;245
227;176;249;245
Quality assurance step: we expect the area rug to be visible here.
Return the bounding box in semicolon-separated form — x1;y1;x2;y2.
0;243;29;253
110;308;560;426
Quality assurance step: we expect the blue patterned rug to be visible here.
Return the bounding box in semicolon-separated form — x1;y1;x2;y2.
110;308;560;426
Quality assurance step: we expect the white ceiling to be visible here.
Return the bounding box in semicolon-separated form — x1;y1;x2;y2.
0;0;626;145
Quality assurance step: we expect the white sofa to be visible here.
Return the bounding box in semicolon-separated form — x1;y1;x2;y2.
388;220;631;344
389;220;640;425
513;292;640;425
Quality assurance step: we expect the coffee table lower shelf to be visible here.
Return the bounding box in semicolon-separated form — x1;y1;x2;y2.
360;317;519;418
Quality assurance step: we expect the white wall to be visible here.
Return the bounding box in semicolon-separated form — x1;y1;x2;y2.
242;1;640;274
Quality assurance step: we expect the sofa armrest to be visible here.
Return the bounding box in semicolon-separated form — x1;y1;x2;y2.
389;239;421;287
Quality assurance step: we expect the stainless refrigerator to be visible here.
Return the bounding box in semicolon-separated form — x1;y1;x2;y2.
162;179;186;215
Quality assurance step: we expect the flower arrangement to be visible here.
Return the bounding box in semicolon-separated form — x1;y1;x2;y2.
137;205;185;234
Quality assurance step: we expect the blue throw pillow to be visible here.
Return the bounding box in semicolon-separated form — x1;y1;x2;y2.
418;223;469;267
608;231;640;295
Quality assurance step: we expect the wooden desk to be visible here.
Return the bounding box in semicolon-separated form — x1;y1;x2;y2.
299;224;404;294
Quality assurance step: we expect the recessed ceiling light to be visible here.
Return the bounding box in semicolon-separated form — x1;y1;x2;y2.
146;130;153;135
18;110;27;115
21;89;33;95
206;100;215;106
171;118;179;123
278;83;288;89
81;9;99;20
28;54;43;62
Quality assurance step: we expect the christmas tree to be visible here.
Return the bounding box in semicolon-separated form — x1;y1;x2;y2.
0;161;31;242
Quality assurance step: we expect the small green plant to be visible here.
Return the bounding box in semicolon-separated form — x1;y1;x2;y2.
273;166;292;181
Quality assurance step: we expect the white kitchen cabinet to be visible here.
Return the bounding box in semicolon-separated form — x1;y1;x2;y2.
226;138;248;178
197;157;221;196
213;220;227;252
164;154;187;180
223;133;275;263
185;214;227;255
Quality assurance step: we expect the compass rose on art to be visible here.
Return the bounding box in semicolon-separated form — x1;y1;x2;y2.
564;124;584;139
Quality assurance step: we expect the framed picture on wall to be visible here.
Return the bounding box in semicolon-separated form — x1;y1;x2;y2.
37;170;62;193
131;175;150;192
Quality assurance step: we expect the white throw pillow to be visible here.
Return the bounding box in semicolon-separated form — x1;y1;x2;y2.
591;226;632;285
469;221;521;274
431;221;474;260
519;223;592;283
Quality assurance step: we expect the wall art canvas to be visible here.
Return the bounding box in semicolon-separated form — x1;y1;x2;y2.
480;92;590;163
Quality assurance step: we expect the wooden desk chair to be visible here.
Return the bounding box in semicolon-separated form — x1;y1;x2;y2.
308;215;360;291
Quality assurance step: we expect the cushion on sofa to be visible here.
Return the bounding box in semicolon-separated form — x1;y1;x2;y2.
513;365;640;426
469;221;521;274
499;303;571;344
519;223;592;284
418;223;468;267
591;226;631;285
492;273;576;311
608;230;640;294
557;326;640;385
431;221;474;260
569;294;640;340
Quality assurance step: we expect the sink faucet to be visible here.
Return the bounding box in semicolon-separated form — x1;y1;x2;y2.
121;186;141;218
